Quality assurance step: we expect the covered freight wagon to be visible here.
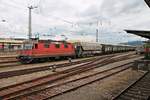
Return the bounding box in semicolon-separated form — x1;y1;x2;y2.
73;42;102;57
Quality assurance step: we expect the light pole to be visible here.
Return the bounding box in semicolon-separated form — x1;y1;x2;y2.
0;19;6;51
96;21;99;43
96;29;98;42
96;20;102;43
28;6;37;40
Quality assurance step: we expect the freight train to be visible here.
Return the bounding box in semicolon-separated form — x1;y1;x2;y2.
17;40;135;63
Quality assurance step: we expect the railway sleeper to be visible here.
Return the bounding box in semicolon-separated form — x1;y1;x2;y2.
118;94;145;100
26;96;38;100
121;92;148;100
25;93;45;100
118;95;135;100
136;81;150;85
133;85;150;89
137;80;150;84
129;88;150;94
126;90;148;97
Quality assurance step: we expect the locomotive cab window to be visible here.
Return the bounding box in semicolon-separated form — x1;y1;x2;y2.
23;43;33;50
55;44;60;48
44;43;49;48
64;44;68;48
34;44;38;49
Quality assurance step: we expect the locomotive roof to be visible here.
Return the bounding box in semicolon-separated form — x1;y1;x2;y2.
38;40;70;43
23;39;70;44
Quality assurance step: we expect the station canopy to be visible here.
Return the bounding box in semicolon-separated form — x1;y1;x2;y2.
124;1;150;39
145;0;150;8
125;30;150;39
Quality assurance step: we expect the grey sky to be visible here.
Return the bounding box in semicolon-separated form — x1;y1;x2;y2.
0;0;149;44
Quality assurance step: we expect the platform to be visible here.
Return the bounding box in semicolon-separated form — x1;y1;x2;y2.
134;59;150;71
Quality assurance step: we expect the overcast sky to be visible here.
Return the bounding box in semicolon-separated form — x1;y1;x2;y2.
0;0;149;44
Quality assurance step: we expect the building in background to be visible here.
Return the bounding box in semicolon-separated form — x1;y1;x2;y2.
0;38;25;51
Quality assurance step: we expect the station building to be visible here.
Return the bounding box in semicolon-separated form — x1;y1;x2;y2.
0;38;25;51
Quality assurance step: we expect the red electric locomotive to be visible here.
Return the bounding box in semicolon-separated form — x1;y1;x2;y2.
17;40;76;63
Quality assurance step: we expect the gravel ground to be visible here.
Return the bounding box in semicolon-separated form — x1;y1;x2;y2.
49;69;145;100
0;56;96;73
0;55;142;89
0;63;88;88
0;52;134;72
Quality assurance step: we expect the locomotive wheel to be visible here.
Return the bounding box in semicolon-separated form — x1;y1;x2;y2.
20;56;33;64
23;58;33;64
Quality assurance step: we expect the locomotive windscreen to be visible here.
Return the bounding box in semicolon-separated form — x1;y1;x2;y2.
23;43;33;50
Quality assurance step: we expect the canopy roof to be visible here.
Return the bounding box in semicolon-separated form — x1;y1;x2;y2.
145;0;150;8
125;30;150;39
125;1;150;39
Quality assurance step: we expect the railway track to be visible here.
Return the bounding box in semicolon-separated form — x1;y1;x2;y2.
0;55;17;59
0;52;134;69
0;60;17;64
0;62;20;68
0;56;101;79
19;62;132;100
0;53;129;79
0;57;17;63
0;52;129;67
0;57;19;67
0;53;117;68
0;56;17;62
0;53;139;100
112;72;150;100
